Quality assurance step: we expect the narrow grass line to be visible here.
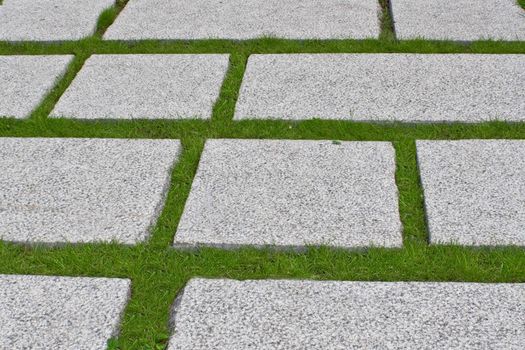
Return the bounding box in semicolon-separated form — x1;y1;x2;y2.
394;140;428;244
0;118;211;139
210;52;248;123
94;7;120;38
519;0;525;10
94;0;130;38
28;54;89;121
2;119;525;141
217;120;525;140
378;0;396;41
148;138;205;247
2;39;525;56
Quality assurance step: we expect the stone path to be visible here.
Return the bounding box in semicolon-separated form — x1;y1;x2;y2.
1;0;525;348
0;138;180;245
168;278;525;349
391;0;525;41
174;139;402;249
0;55;73;119
235;54;525;122
51;54;230;120
0;274;130;350
417;140;525;246
0;0;114;41
104;0;380;40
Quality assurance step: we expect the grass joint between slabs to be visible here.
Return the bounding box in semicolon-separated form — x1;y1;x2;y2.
148;138;205;247
94;0;130;38
210;53;248;123
379;0;396;41
3;36;525;55
28;54;89;121
394;141;429;245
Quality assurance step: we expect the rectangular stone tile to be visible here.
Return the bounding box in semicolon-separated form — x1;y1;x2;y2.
51;54;229;120
174;139;402;249
234;54;525;122
104;0;379;40
0;0;114;41
0;138;181;245
0;274;130;350
0;55;73;119
391;0;525;41
417;140;525;246
169;278;525;349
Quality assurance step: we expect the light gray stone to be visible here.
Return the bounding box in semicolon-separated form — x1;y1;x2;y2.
169;278;525;349
51;54;229;120
234;54;525;122
0;274;130;350
174;139;402;249
0;137;181;245
0;55;73;119
391;0;525;41
0;0;114;41
417;140;525;246
104;0;380;40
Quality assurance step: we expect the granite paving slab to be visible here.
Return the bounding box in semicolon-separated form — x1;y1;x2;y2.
234;54;525;122
104;0;380;40
391;0;525;41
0;55;73;119
0;0;114;41
417;140;525;246
51;54;229;120
168;278;525;349
0;137;181;245
174;139;402;249
0;274;130;350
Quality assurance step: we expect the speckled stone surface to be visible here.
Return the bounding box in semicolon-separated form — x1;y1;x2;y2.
51;54;229;120
0;138;181;245
234;54;525;122
168;278;525;349
0;55;73;119
417;140;525;246
174;139;402;249
0;274;130;350
391;0;525;41
0;0;114;41
104;0;380;40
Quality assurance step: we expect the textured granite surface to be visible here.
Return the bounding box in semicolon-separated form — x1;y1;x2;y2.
168;278;525;349
0;138;181;245
234;54;525;122
52;54;229;120
417;140;525;246
174;139;402;249
391;0;525;41
104;0;380;40
0;55;73;119
0;0;114;41
0;274;130;350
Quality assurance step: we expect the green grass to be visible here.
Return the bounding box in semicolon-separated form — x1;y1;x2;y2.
379;0;396;41
519;0;525;10
1;1;525;349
